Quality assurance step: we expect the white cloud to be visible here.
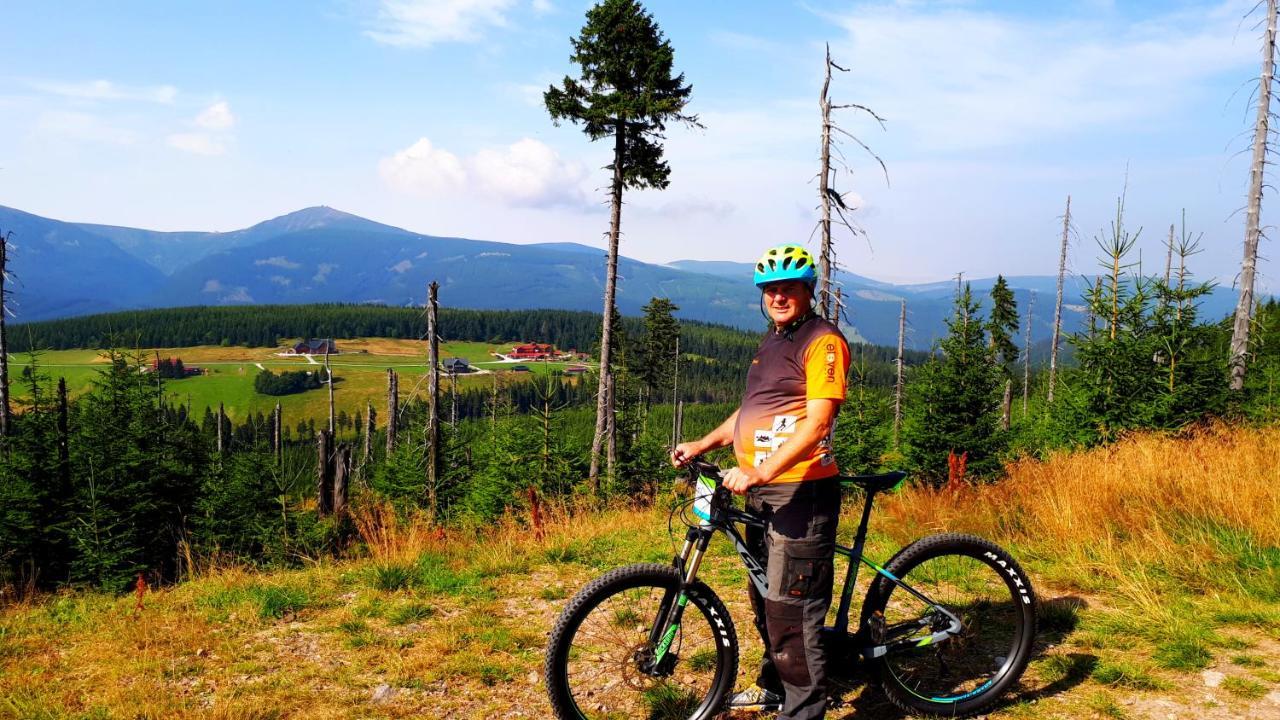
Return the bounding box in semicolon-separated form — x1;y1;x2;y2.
202;279;224;293
827;1;1256;151
365;0;517;47
195;101;235;130
380;136;587;208
313;263;338;283
471;138;587;207
389;259;414;273
26;78;177;104
254;256;300;269
168;101;236;156
379;137;467;193
166;132;226;156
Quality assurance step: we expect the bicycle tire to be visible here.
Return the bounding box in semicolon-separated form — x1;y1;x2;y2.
545;563;738;720
859;533;1037;718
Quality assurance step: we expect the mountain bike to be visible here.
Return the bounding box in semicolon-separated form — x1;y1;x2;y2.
544;459;1037;719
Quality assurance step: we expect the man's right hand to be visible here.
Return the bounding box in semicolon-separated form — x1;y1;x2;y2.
670;442;701;468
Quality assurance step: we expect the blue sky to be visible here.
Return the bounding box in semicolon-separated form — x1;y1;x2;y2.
0;0;1271;289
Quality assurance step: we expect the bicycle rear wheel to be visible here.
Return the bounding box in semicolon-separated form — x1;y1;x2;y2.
545;563;738;720
860;533;1036;718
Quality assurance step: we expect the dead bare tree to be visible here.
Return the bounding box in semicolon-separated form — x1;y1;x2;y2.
1230;0;1278;393
426;282;441;522
1023;292;1034;418
386;368;398;454
893;299;906;450
1047;196;1071;404
0;229;12;439
324;347;334;434
817;44;887;321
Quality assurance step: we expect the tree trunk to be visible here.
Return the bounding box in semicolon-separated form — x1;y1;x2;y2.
1023;291;1033;418
325;349;334;434
675;400;684;445
217;402;225;455
1231;0;1277;392
316;430;333;516
818;45;835;320
605;372;617;482
426;281;440;522
57;377;70;488
1001;379;1012;431
1164;223;1174;289
0;231;10;439
589;120;626;492
449;370;458;427
1048;195;1070;404
363;402;375;463
670;335;680;448
273;402;282;466
893;299;905;450
332;444;350;516
386;368;398;454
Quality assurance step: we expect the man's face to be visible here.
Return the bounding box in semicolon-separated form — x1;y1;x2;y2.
762;280;812;326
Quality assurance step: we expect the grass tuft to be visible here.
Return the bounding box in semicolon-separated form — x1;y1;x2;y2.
1222;676;1268;700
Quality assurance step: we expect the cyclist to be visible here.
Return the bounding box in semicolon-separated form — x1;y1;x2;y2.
671;244;850;720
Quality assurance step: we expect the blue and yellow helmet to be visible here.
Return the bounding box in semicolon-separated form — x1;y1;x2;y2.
753;244;817;289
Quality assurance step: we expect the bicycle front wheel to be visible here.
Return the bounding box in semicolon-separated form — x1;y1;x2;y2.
545;563;738;720
860;533;1037;718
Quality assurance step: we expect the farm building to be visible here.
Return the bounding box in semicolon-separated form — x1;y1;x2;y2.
565;365;589;375
289;338;338;355
508;343;557;359
443;358;474;373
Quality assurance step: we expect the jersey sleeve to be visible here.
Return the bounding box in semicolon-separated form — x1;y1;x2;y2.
803;332;850;401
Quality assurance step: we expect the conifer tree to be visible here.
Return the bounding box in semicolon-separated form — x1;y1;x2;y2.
903;284;1003;482
987;276;1020;430
545;0;698;491
635;297;680;406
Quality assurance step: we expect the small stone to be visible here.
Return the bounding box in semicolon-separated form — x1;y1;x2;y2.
1266;690;1280;706
372;684;397;703
1201;670;1225;688
527;671;540;685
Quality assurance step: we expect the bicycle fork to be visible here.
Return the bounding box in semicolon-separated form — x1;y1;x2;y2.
644;527;712;673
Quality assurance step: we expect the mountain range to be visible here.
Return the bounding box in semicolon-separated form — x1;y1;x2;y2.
0;204;1242;351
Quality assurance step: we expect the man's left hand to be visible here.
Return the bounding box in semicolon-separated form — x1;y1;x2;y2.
722;466;768;495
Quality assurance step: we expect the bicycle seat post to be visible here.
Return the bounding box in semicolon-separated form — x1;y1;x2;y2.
832;482;879;636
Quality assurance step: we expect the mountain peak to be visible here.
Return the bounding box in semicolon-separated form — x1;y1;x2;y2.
244;206;378;235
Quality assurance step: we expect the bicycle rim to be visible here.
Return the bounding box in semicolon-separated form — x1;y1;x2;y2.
879;552;1025;704
562;580;727;719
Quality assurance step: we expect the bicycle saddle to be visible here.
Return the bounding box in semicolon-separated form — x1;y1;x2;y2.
839;470;907;494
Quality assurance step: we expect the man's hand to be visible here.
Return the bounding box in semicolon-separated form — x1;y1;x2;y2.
722;465;768;494
670;442;701;468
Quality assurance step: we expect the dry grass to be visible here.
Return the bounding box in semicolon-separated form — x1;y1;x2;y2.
880;423;1280;586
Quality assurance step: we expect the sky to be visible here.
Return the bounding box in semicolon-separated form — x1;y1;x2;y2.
0;0;1273;289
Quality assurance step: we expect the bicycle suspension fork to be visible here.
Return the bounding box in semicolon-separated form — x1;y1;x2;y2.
650;527;714;666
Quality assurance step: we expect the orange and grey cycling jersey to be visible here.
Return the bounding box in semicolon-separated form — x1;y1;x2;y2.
733;314;850;484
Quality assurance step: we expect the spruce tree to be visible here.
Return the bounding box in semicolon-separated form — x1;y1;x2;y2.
987;276;1020;430
635;297;680;405
903;284;1004;482
545;0;698;490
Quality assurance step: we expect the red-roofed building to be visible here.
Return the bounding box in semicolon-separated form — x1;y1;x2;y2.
509;343;557;359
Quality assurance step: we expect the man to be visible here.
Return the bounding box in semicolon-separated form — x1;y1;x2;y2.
671;243;850;720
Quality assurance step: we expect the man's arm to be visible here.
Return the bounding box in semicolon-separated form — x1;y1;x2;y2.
670;408;739;467
721;399;840;493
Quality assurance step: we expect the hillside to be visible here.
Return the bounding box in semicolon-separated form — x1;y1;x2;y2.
2;425;1277;719
0;204;1244;349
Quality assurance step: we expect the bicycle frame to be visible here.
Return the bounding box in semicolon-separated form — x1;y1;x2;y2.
649;468;962;669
